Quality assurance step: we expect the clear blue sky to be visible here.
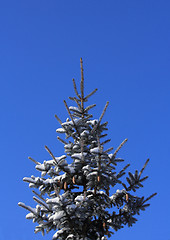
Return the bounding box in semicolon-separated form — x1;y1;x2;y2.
0;0;169;239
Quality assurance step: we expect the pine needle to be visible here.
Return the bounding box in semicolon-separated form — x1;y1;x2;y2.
63;100;80;137
91;101;109;133
142;193;157;204
85;88;98;100
118;164;130;178
73;97;82;110
57;136;67;144
45;145;70;174
32;190;46;202
113;138;128;157
80;58;84;101
104;147;114;154
99;101;109;125
139;158;150;177
72;78;80;98
101;139;111;145
54;114;63;125
33;196;51;211
80;58;85;116
45;145;57;164
28;157;40;165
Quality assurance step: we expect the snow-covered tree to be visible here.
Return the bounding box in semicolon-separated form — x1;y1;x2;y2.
18;58;156;240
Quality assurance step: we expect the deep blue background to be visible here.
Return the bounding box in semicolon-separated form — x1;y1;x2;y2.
0;1;169;239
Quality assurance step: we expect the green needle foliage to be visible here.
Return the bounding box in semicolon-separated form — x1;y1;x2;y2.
19;59;156;240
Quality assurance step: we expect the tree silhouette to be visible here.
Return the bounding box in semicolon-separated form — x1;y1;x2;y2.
19;58;156;240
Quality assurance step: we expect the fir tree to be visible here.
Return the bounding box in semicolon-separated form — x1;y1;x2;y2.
18;58;156;240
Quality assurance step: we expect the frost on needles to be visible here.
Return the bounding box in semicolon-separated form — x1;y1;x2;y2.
18;58;156;240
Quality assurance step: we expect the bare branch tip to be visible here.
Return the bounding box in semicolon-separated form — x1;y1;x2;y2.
54;114;59;120
28;156;40;165
45;145;52;155
44;145;48;151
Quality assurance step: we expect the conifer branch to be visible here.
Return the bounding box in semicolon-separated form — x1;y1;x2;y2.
68;96;75;101
72;78;80;99
80;138;85;163
44;146;57;164
96;134;103;184
113;138;128;157
80;58;85;117
101;139;111;145
80;58;84;99
85;88;98;101
33;196;52;212
106;139;128;167
99;133;108;138
142;193;157;204
54;114;63;125
57;136;67;145
55;114;78;140
84;104;96;113
80;137;87;193
63;100;80;137
140;176;149;182
45;145;70;174
91;101;109;133
99;101;109;125
55;114;70;136
28;157;40;165
32;190;46;202
117;163;130;179
104;147;114;154
139;158;150;177
18;202;39;217
73;97;82;110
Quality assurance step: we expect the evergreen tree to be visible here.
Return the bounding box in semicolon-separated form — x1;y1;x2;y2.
18;58;156;240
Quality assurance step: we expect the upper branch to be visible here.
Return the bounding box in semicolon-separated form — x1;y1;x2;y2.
80;58;85;117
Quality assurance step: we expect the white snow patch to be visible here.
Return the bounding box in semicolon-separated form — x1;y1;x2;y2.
82;165;91;171
62;118;80;126
66;234;74;240
56;128;66;133
46;160;55;165
26;213;34;219
90;147;100;154
55;155;66;161
80;130;89;137
116;189;121;194
87;119;98;125
46;197;60;204
87;171;98;177
75;195;84;202
53;173;67;182
53;228;67;239
49;210;66;221
44;179;54;184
